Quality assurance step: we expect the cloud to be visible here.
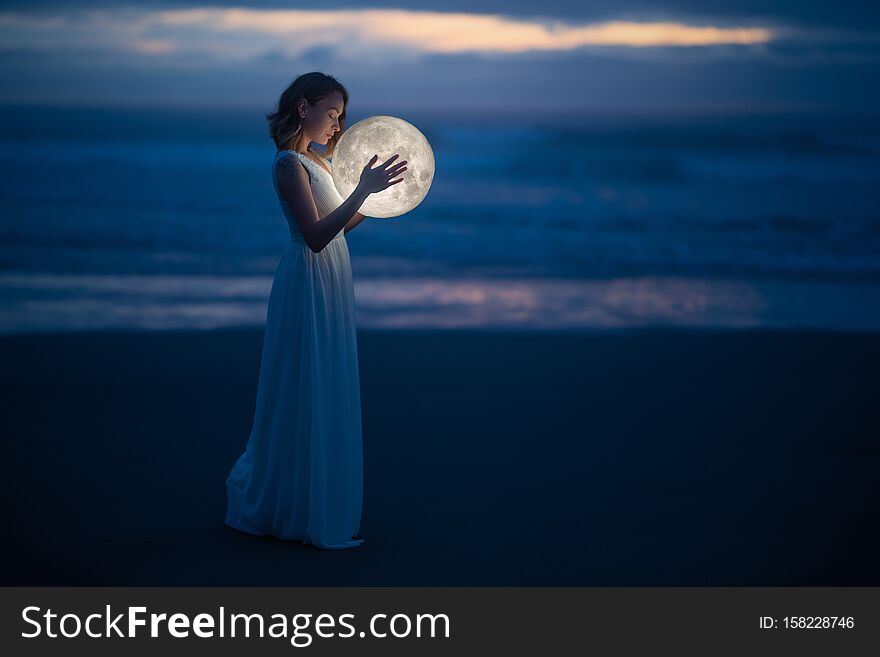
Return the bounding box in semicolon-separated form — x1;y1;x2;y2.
153;8;775;52
1;4;877;112
3;1;880;33
0;6;776;62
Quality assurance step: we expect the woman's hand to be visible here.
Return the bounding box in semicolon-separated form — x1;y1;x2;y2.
357;153;407;195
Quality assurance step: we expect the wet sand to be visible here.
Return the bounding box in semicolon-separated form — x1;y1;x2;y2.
1;327;878;585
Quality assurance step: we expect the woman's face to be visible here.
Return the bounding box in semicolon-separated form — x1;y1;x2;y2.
300;91;344;146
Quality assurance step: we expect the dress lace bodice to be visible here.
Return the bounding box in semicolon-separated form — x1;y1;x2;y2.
273;149;346;243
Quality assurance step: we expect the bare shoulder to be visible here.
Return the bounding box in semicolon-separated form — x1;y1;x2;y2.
274;151;317;225
276;151;308;180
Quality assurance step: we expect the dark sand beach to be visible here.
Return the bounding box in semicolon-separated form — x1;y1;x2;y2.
1;327;878;586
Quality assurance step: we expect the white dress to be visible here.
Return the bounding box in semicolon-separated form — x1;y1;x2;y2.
225;148;364;550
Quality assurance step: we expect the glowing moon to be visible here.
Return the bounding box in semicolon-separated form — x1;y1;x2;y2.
331;115;434;218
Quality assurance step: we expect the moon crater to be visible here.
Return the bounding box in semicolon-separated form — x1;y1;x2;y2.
331;116;435;218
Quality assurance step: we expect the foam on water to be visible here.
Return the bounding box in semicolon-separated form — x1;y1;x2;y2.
1;105;878;332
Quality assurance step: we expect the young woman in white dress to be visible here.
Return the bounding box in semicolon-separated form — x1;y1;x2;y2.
225;72;407;550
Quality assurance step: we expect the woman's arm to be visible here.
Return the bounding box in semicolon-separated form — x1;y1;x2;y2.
276;156;370;253
344;211;366;235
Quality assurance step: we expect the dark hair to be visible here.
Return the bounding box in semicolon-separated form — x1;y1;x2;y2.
266;72;349;158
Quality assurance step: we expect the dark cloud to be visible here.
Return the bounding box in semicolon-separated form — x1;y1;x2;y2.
299;45;339;67
3;0;879;31
5;42;866;113
1;1;878;112
765;37;880;64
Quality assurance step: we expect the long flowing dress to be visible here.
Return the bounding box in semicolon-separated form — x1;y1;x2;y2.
225;148;364;550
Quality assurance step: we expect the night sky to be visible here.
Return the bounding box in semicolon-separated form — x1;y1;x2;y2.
1;0;878;112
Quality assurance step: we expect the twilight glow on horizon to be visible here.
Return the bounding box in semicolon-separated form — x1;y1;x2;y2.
0;7;775;60
1;1;877;112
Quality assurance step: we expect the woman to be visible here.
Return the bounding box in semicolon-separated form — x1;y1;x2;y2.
225;72;407;550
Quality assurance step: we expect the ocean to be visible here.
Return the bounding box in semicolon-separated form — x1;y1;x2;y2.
1;104;878;332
